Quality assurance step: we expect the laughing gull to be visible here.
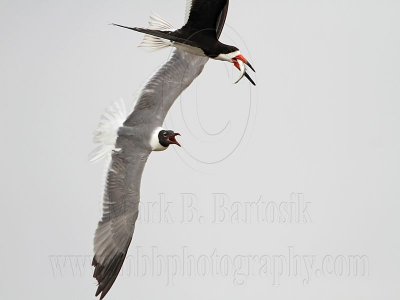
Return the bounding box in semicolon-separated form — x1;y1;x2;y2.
91;2;230;299
112;0;256;86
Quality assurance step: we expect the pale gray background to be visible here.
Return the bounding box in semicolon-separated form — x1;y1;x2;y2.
1;0;399;299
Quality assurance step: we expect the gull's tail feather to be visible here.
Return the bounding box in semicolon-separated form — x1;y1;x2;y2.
138;13;175;50
89;99;127;163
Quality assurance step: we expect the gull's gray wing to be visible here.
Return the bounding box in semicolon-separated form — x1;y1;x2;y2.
92;135;151;300
123;49;208;128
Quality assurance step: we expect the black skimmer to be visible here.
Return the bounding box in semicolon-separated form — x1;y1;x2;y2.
112;0;256;86
91;4;229;298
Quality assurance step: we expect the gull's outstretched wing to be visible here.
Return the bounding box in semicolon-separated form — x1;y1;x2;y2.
123;49;208;128
92;136;151;300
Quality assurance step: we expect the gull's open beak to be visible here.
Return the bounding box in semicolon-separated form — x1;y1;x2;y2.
169;133;181;147
233;57;256;86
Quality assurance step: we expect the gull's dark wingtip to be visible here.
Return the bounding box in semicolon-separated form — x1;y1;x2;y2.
93;253;127;300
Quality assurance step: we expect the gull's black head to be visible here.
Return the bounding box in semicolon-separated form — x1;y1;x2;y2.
158;130;181;148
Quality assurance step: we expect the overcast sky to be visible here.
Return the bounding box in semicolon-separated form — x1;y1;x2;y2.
1;0;399;299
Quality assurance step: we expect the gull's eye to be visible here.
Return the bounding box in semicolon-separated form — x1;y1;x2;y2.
163;132;168;137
